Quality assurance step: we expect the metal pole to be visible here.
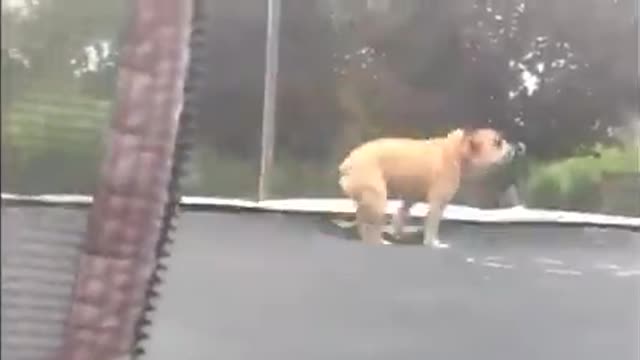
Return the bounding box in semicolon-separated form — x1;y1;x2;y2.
258;0;281;200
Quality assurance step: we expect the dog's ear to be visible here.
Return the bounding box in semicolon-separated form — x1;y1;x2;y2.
460;125;478;138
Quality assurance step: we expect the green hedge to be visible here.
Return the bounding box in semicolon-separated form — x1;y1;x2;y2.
3;93;638;216
1;93;110;194
524;143;639;213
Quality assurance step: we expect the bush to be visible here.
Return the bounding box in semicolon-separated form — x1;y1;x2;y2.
2;93;110;194
525;143;639;212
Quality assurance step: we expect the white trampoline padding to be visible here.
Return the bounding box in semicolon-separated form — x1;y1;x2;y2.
2;193;639;228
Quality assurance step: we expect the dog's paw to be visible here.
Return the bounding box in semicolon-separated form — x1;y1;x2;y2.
390;231;404;241
428;239;450;249
381;239;394;245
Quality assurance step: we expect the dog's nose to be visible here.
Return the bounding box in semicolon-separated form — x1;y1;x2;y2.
515;142;526;155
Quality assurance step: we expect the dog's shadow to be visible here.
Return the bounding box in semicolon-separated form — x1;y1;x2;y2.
319;213;509;247
323;214;427;246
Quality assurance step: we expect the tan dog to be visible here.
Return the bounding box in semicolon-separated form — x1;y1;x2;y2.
338;128;522;248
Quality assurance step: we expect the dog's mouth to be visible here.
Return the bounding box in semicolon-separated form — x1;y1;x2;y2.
501;142;526;164
498;147;516;165
506;148;515;161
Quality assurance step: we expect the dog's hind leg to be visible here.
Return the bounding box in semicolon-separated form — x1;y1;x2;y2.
339;167;387;245
355;186;387;245
391;200;414;240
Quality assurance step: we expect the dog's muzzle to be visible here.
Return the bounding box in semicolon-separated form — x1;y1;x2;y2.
503;142;526;164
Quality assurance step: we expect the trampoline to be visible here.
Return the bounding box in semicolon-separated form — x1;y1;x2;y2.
2;197;639;359
1;0;639;359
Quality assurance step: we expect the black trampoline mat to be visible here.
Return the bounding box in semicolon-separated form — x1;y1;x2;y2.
143;211;640;360
2;207;639;360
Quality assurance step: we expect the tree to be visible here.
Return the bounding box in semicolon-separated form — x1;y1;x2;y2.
1;0;124;102
330;0;637;160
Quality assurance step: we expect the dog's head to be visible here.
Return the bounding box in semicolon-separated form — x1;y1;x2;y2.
455;128;526;175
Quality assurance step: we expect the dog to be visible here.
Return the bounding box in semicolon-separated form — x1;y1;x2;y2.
338;127;525;248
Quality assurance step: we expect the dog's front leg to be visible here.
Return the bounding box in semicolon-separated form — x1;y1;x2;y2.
423;201;449;249
501;184;523;208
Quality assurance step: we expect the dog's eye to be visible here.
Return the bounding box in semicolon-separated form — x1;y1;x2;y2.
493;138;502;148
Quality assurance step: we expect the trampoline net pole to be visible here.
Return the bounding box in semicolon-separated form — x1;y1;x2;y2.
53;0;195;358
258;0;282;201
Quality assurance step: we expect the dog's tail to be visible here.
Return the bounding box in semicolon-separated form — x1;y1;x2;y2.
338;155;356;197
